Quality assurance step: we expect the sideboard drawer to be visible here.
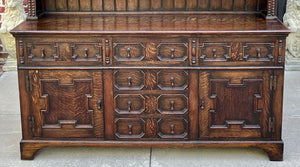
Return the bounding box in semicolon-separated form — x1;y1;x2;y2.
195;38;283;66
157;70;188;90
114;118;146;139
113;42;146;61
157;43;188;61
114;70;145;90
114;94;146;114
157;118;188;139
157;94;188;114
242;42;275;62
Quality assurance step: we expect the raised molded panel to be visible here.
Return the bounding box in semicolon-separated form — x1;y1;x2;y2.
114;94;146;114
114;118;146;139
40;79;94;128
29;70;104;138
199;71;271;138
209;79;263;129
114;70;145;90
157;70;188;90
157;94;188;114
199;42;231;62
157;43;188;62
70;42;102;62
157;118;188;139
242;43;275;62
27;43;59;62
113;42;146;61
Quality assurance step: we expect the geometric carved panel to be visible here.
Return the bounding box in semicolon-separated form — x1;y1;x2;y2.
40;79;94;129
209;79;263;130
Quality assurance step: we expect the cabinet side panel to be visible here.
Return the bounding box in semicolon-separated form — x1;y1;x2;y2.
18;70;32;139
272;70;284;140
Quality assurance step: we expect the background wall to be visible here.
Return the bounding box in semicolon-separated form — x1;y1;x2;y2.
0;0;27;75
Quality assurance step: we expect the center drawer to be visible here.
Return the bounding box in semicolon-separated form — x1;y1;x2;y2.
113;70;188;91
112;38;189;66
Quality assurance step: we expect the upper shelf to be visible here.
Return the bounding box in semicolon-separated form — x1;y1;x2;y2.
27;0;280;20
11;13;290;35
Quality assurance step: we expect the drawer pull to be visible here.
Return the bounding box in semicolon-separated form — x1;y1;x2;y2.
41;49;45;58
170;77;175;87
97;100;102;110
170;48;175;59
105;40;110;64
191;40;196;64
256;48;261;58
127;48;131;58
200;99;205;110
127;77;132;87
170;124;175;135
128;125;133;135
128;101;132;111
84;48;89;58
170;100;175;111
212;48;217;58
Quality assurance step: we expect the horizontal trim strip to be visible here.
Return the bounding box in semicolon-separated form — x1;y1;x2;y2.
18;66;284;70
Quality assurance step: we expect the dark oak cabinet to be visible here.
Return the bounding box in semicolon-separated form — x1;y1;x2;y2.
12;0;289;161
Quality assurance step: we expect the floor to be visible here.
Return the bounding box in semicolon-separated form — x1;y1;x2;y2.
0;71;299;167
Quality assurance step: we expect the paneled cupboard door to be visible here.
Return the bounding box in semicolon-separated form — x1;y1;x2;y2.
26;70;104;138
199;70;274;139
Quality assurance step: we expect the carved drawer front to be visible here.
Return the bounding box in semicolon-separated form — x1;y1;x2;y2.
199;42;231;62
27;43;59;62
113;42;146;61
157;70;188;90
157;94;188;115
242;43;275;63
70;43;102;62
157;118;188;139
114;94;146;114
114;70;145;90
157;43;188;61
114;118;146;139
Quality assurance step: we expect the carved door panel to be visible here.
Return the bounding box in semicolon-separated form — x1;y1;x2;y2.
199;70;272;138
28;70;104;138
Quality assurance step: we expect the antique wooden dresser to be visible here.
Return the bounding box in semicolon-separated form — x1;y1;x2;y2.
11;0;290;161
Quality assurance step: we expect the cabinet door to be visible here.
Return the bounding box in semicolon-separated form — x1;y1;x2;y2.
28;70;104;138
199;70;272;138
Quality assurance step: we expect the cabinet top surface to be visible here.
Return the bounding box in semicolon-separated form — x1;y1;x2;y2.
11;13;290;35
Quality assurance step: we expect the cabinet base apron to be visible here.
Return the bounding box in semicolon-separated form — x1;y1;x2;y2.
20;140;283;161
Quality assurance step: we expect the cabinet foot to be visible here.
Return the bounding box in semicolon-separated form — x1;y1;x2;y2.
20;141;44;160
259;142;283;161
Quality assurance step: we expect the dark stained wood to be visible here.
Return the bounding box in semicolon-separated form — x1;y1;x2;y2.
13;0;289;161
68;0;79;11
11;14;290;34
116;0;127;11
104;70;114;139
56;0;67;11
92;0;103;11
139;0;151;10
20;140;284;160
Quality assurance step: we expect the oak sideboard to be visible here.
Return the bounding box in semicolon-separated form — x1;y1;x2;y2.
11;0;290;161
